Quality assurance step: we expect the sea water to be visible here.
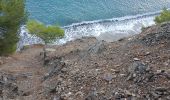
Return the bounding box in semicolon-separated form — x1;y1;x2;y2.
18;0;170;48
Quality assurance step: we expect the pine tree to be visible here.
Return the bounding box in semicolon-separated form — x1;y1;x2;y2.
0;0;26;55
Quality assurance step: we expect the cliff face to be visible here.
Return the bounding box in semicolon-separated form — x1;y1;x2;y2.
0;23;170;100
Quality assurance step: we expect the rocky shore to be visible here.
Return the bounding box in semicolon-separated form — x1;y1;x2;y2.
0;22;170;100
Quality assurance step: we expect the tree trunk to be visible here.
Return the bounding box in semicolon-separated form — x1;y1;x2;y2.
43;44;47;65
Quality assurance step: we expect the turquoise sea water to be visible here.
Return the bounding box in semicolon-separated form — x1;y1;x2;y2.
18;0;170;49
26;0;170;26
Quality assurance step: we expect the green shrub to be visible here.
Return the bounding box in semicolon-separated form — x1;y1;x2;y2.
26;20;64;44
154;8;170;24
26;20;64;63
0;0;27;55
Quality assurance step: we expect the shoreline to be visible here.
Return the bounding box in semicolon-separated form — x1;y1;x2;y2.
18;11;157;50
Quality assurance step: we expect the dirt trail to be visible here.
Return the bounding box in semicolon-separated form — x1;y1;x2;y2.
0;45;46;99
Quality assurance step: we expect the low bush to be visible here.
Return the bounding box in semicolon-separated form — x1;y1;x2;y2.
26;20;64;64
154;8;170;24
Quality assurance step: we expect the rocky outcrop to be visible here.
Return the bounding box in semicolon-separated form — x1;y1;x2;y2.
138;22;170;46
0;72;20;99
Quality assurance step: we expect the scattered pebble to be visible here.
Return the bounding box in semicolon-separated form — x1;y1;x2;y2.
133;58;140;61
102;73;113;82
0;60;3;65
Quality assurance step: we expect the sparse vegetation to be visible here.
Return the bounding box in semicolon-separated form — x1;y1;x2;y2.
141;24;146;32
154;8;170;24
26;20;64;62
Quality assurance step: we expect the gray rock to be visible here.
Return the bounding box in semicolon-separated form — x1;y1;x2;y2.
85;93;97;100
140;22;170;46
128;61;149;74
0;72;21;99
102;73;113;82
166;96;170;100
127;61;150;81
151;91;160;99
42;57;67;81
133;58;140;61
155;87;167;93
88;41;106;54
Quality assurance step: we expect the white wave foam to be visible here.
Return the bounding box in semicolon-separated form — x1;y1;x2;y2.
63;10;160;28
18;11;158;49
17;26;43;50
58;13;156;44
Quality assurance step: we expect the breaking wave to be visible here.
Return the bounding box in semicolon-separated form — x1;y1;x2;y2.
17;11;160;49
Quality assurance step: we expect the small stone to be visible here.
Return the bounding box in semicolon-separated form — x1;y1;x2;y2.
128;61;148;74
114;92;125;99
167;69;170;73
166;96;170;100
65;92;72;97
0;60;3;65
145;52;150;55
102;73;113;81
120;74;126;77
126;74;134;81
75;91;84;97
133;58;140;61
128;38;132;41
45;48;56;52
145;60;150;63
156;70;165;74
61;68;67;73
132;73;137;77
155;87;167;92
85;93;97;100
124;90;136;97
95;69;101;71
22;91;31;96
163;62;169;66
151;91;160;98
111;69;120;73
146;67;151;72
114;65;120;67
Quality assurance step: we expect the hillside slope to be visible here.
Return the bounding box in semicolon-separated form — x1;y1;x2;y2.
0;22;170;100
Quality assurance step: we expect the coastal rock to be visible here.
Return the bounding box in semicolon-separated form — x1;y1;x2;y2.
0;72;23;99
140;22;170;46
128;61;149;74
42;57;67;81
127;61;150;82
87;41;107;54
